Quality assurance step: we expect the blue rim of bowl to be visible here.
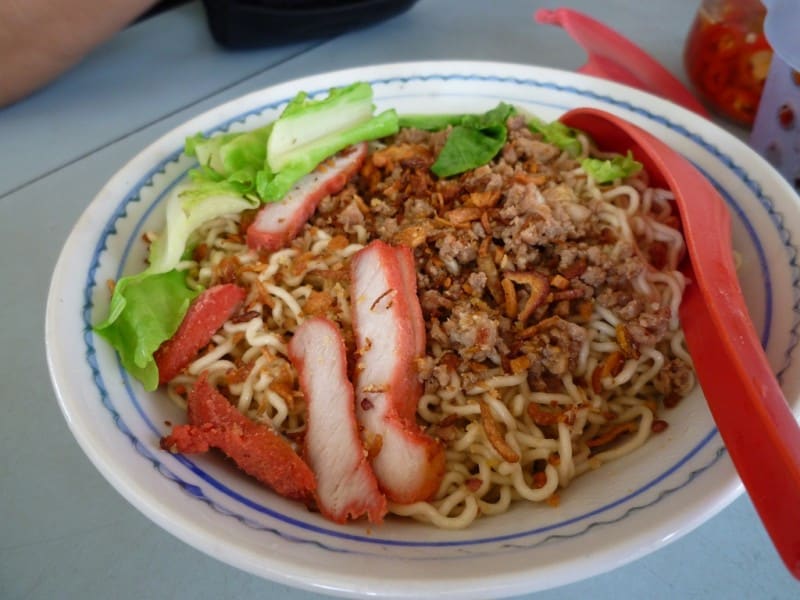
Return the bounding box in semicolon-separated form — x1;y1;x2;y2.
80;71;800;555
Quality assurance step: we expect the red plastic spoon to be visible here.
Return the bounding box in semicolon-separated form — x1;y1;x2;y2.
536;7;709;117
559;107;800;578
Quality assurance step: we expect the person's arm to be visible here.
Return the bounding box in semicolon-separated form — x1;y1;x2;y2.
0;0;160;107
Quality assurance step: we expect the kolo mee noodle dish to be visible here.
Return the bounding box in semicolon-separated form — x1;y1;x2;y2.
48;61;800;599
93;81;697;530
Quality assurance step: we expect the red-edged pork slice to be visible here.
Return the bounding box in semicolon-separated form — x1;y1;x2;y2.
288;316;387;523
395;244;427;366
353;241;422;419
350;240;445;504
154;283;246;384
247;142;368;251
160;374;316;502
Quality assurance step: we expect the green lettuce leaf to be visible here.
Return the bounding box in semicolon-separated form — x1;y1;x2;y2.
257;108;399;201
94;182;259;389
398;113;469;131
267;82;383;173
185;124;273;194
94;270;199;391
581;151;643;183
147;182;260;275
431;125;507;178
430;102;515;178
187;83;399;204
460;102;516;130
216;125;272;175
526;116;583;157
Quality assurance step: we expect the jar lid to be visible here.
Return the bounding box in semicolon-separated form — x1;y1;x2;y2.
763;0;800;69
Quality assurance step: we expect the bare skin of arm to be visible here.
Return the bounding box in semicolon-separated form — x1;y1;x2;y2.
0;0;160;107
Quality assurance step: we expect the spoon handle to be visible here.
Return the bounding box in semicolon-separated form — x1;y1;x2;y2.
680;256;800;579
660;138;800;579
534;8;708;116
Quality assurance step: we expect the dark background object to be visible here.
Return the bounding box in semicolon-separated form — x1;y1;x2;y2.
137;0;193;22
202;0;420;49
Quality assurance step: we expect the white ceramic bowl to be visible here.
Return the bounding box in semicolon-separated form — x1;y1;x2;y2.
45;61;800;599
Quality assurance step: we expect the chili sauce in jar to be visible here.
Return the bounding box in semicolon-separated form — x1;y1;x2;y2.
684;0;773;126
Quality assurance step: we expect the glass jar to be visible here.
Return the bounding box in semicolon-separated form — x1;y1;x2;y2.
684;0;773;126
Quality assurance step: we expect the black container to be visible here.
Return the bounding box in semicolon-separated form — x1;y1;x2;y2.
202;0;420;49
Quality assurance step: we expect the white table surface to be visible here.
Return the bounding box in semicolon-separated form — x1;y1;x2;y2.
2;1;797;598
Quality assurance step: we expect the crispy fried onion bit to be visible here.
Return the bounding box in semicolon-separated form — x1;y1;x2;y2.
479;400;520;463
502;271;550;322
